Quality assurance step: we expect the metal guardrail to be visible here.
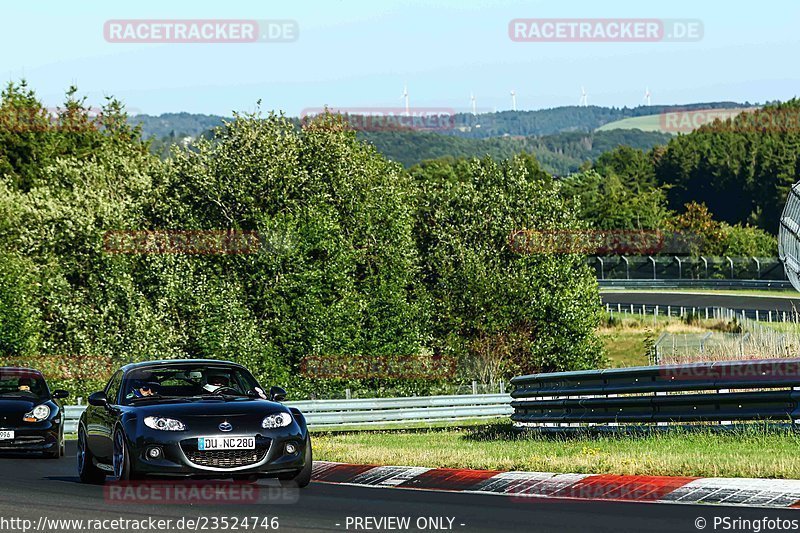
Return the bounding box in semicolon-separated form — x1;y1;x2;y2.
599;279;792;290
63;394;513;433
510;359;800;426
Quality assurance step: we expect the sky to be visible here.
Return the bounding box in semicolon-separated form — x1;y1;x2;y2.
1;0;798;116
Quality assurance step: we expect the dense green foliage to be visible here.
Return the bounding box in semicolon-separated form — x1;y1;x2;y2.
655;100;800;232
411;156;603;378
0;84;606;399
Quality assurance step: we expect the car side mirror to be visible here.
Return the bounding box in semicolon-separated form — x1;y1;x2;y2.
88;391;108;407
51;390;69;400
269;386;287;402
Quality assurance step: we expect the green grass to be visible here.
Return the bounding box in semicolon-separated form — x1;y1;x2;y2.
600;330;651;367
313;423;800;478
596;114;670;133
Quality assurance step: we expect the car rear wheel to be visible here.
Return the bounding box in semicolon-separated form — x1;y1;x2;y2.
77;427;106;484
279;438;312;488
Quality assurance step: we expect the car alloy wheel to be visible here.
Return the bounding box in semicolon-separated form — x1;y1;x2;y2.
77;430;87;472
113;429;126;481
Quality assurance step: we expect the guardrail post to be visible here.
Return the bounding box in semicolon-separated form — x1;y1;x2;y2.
726;256;734;279
701;256;708;278
472;380;478;395
674;256;682;279
667;305;671;317
621;255;630;280
596;256;605;280
753;257;761;279
346;388;352;399
648;256;656;280
499;380;505;393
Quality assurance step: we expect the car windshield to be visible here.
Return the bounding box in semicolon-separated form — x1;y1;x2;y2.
0;369;49;399
120;364;264;405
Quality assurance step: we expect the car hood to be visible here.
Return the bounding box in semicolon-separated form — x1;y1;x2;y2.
0;397;40;413
131;397;289;417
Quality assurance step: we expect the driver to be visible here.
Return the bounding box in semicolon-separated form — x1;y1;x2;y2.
127;379;156;399
202;374;230;394
17;377;33;392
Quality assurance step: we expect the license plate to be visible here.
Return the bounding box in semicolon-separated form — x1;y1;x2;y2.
0;431;14;440
198;436;255;451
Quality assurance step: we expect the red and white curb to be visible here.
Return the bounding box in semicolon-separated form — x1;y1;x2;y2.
312;462;800;508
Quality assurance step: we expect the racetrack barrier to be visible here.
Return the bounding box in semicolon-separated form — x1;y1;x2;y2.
62;393;513;433
511;359;800;428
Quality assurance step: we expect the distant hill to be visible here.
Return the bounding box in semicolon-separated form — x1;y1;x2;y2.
359;129;672;175
129;102;754;141
130;103;753;175
131;112;227;139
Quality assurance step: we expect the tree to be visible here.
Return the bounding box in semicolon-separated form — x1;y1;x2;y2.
411;155;604;377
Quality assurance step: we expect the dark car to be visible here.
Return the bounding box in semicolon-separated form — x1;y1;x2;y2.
0;367;69;458
77;359;312;486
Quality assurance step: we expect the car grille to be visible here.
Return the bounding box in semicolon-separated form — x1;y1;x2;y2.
0;436;45;448
181;439;270;469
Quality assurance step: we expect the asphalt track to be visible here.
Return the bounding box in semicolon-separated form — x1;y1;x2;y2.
601;291;800;313
0;443;796;533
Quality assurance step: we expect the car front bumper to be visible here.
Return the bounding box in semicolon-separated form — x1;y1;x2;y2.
0;421;60;453
128;425;308;478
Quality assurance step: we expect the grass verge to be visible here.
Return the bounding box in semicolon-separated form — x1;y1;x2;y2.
313;422;800;478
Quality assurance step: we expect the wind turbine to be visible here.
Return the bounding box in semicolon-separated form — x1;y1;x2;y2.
644;87;652;106
579;86;588;107
510;90;517;111
470;92;477;115
400;83;409;115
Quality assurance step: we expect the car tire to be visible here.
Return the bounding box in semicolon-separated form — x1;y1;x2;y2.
279;438;312;488
77;427;106;484
113;427;140;481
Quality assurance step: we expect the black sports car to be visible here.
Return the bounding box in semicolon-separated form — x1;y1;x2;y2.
0;367;69;458
77;359;312;486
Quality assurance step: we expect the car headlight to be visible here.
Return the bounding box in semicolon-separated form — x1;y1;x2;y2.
23;404;51;422
144;416;186;431
262;412;292;429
